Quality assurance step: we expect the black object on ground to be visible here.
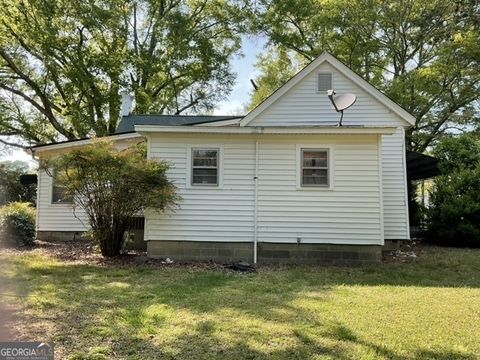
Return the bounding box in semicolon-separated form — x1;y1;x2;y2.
225;261;256;273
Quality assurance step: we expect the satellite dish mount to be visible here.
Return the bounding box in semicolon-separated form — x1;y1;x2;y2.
327;90;357;126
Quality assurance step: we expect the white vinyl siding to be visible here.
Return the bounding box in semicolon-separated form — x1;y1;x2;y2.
146;134;383;245
256;135;381;244
36;169;88;232
250;62;406;128
382;128;409;239
146;134;255;242
245;58;410;240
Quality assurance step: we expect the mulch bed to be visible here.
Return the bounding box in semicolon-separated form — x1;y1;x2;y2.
1;240;236;271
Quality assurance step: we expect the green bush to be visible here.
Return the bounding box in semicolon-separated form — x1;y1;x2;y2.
424;133;480;247
0;202;36;247
425;166;480;247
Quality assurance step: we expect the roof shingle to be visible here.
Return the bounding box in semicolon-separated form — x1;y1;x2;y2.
115;114;243;133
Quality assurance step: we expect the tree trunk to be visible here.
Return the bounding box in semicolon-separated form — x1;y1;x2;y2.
94;219;128;257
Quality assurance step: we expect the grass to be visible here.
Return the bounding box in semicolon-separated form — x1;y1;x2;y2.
0;245;480;359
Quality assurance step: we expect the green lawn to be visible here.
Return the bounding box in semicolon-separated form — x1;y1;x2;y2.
0;245;479;360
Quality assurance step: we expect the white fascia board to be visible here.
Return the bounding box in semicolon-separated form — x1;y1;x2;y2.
240;52;416;127
29;133;142;154
135;125;397;135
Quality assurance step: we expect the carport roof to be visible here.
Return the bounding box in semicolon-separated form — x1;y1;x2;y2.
406;150;439;181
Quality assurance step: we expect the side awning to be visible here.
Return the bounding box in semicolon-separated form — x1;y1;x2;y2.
406;150;439;181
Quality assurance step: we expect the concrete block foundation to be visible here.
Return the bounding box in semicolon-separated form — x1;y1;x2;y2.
147;240;382;265
36;230;147;251
36;231;87;242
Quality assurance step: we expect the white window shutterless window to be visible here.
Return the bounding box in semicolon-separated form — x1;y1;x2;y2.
301;149;329;187
191;148;219;186
51;170;74;204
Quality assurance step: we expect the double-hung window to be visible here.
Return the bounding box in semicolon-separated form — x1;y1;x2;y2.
52;170;74;203
191;148;219;186
301;149;329;187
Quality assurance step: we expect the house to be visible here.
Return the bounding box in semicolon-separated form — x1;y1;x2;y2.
29;52;417;265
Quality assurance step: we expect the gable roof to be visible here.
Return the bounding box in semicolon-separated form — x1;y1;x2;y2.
116;114;243;133
239;52;416;127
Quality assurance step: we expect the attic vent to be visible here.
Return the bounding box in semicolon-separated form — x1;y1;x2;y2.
317;73;332;92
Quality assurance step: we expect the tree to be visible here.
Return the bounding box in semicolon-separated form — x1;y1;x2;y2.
425;133;480;247
0;160;37;206
0;0;247;148
248;0;480;152
249;49;297;110
432;132;480;174
40;140;179;257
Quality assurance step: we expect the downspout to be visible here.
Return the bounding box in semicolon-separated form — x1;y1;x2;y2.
253;140;259;264
30;149;41;237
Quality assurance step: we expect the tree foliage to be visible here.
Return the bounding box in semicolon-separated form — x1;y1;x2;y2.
0;160;36;206
425;133;480;247
0;0;247;147
248;0;480;151
432;132;480;174
41;140;179;257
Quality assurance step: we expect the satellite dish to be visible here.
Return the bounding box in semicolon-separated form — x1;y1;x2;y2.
327;90;357;126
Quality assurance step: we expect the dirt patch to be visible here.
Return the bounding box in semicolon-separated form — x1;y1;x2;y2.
3;240;235;271
382;240;426;263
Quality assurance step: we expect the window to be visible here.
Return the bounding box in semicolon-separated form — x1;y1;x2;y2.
191;148;219;186
317;72;332;92
52;171;73;203
301;149;329;187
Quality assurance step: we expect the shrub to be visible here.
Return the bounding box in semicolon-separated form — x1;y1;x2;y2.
0;160;37;206
41;140;179;257
424;133;480;247
0;202;36;247
425;166;480;248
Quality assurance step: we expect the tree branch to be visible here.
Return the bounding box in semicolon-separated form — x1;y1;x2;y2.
0;48;71;138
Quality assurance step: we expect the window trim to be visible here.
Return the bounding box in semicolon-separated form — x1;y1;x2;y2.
50;169;74;204
186;145;224;189
301;148;329;187
316;72;333;93
296;145;334;190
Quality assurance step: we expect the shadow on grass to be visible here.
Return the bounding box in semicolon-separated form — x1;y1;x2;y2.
67;317;479;360
1;246;480;359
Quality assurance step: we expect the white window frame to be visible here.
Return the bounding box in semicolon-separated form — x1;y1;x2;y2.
296;145;334;190
50;169;74;204
316;72;333;93
186;145;224;189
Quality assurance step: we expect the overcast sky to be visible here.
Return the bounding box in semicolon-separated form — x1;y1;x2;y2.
0;36;266;165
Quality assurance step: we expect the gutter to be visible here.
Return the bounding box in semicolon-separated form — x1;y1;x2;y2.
27;132;142;154
135;125;398;135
